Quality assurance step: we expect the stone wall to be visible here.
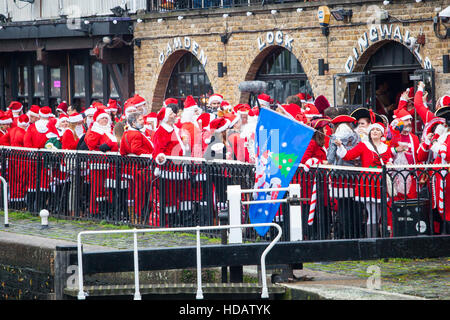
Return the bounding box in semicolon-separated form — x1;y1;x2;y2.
133;0;450;111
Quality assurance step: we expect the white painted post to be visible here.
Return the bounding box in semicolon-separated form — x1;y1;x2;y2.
227;185;242;244
195;226;204;300
288;184;303;241
133;229;141;300
0;177;8;227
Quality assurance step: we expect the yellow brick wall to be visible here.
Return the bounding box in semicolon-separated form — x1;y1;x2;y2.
133;0;450;111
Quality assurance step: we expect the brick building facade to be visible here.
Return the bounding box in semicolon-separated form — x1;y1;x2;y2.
133;0;449;112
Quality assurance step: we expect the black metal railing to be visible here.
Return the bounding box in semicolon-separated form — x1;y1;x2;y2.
0;146;448;242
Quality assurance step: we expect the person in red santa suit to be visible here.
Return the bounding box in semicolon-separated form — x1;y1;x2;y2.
106;99;120;123
56;101;68;117
84;109;118;215
196;112;215;155
6;114;30;204
8;101;23;128
120;112;156;224
143;112;158;140
429;106;450;233
61;113;84;150
0;111;13;145
152;103;185;162
389;108;420;200
152;103;197;226
207;94;223;114
257;93;272;109
24;106;54;148
335;122;393;237
179;95;203;158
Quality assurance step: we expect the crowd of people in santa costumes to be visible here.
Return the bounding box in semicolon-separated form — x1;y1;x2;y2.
0;80;449;234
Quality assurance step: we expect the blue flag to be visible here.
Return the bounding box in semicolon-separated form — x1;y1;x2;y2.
249;107;314;236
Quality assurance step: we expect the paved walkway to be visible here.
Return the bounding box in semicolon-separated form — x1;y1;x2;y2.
0;212;448;300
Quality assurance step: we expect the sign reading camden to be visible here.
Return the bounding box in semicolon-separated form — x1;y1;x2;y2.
345;24;432;73
159;37;207;67
257;31;294;51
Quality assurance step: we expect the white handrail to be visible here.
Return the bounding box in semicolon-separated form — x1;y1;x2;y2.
0;176;8;227
76;223;282;300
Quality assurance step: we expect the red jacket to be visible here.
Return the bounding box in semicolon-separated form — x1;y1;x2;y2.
8;127;27;147
301;139;327;164
61;129;80;150
84;123;118;152
342;141;393;168
151;122;184;161
24;121;50;149
120;128;154;156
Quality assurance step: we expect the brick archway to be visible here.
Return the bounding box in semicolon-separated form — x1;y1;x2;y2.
239;45;311;104
352;39;423;73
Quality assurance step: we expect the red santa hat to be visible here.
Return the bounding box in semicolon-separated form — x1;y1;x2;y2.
368;122;386;134
156;106;177;124
0;110;12;124
106;99;119;112
132;94;146;108
69;112;83;123
84;106;97;117
197;112;215;130
257;93;271;108
438;95;450;108
184;95;198;109
303;103;321;118
314;95;330;114
8;101;23;113
58;113;69;123
296;93;307;103
17;114;30;127
208;94;223;105
93;109;111;123
56;101;68;115
209;117;230;134
144;112;158;128
279;103;302;120
28;105;41;118
164;98;178;107
39;106;53;118
394;108;413;121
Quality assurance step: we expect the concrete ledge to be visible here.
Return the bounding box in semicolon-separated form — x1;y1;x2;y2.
281;283;427;300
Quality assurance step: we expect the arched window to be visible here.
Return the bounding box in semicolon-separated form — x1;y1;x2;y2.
255;47;312;104
165;52;213;107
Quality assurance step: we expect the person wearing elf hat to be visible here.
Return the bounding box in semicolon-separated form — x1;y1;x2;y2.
335;121;394;236
179;95;203;157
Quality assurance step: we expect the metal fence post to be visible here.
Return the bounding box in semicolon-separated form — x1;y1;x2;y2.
381;165;388;238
